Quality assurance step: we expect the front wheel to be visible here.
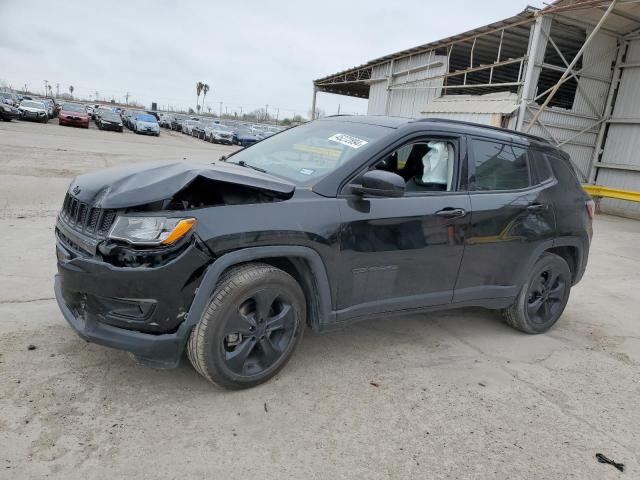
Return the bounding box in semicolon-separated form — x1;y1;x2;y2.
187;263;306;390
502;252;572;334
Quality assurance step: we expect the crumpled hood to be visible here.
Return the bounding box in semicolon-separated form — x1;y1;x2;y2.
69;161;296;209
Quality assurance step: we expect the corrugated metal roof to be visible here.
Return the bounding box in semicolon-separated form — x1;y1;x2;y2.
313;7;537;85
542;0;640;36
421;92;519;114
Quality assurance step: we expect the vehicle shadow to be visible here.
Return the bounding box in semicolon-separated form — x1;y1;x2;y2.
60;306;520;396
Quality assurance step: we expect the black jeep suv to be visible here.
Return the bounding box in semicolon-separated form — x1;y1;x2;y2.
54;116;593;389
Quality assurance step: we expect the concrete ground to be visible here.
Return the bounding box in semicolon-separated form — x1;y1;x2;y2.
0;119;639;479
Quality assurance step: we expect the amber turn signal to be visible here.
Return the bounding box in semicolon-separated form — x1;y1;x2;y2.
161;218;197;245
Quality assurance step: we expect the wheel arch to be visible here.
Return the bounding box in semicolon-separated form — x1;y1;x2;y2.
185;246;334;333
515;236;585;289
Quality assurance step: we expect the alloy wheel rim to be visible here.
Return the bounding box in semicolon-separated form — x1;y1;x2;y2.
221;288;296;376
527;267;566;324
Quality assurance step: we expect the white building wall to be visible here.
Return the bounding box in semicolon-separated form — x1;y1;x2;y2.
521;31;618;181
596;38;640;218
367;54;446;118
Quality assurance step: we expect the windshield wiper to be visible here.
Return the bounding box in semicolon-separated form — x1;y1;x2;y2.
231;160;268;173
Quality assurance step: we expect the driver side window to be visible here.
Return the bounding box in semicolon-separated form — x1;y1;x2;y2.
372;140;456;193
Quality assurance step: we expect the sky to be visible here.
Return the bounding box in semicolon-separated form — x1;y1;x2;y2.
0;0;543;119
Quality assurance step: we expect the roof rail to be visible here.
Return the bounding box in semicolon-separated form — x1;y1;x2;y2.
414;117;549;143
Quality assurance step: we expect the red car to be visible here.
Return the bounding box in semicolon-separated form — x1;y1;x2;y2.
58;103;90;128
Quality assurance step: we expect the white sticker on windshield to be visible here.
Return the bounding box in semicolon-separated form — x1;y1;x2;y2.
328;133;368;149
299;168;315;175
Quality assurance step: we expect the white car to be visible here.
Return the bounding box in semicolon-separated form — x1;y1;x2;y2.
85;105;94;116
132;113;160;136
19;100;49;123
205;124;234;144
182;120;198;135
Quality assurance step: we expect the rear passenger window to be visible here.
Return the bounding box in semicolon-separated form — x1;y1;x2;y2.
472;140;529;191
531;150;554;183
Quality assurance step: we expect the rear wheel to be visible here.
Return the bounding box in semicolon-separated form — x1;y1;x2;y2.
502;252;571;334
187;263;305;389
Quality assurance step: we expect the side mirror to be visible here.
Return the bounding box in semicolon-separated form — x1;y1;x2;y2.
219;155;227;161
350;170;405;198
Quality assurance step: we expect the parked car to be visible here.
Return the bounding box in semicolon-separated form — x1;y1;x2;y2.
0;100;22;121
0;91;18;106
170;115;185;132
53;116;593;389
191;121;210;139
85;105;94;117
97;110;124;132
132;113;160;136
181;119;198;136
159;114;173;128
205;123;233;144
58;103;90;128
233;127;259;147
19;100;49;122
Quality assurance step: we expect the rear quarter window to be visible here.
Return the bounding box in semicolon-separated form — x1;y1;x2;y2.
545;153;581;186
531;149;554;183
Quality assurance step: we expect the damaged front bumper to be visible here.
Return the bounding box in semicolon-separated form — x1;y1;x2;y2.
54;234;212;368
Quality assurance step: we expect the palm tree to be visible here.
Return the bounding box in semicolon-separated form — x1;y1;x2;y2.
195;81;204;112
201;83;210;113
68;85;74;98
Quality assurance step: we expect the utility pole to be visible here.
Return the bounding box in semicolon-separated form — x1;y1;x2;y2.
43;80;48;97
239;106;243;118
276;108;279;125
265;104;269;122
219;101;223;118
125;92;130;105
55;83;59;98
95;91;99;102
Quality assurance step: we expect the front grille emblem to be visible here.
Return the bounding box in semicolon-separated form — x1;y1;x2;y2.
72;185;81;195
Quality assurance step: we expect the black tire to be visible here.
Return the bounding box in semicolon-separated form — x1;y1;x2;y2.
502;252;571;334
187;263;306;390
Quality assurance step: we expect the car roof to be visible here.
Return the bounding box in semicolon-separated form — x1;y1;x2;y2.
318;115;549;145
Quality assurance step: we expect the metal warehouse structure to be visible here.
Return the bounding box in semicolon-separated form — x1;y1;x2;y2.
313;0;640;217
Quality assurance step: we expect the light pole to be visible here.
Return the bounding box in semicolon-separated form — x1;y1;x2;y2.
43;80;48;97
219;101;223;118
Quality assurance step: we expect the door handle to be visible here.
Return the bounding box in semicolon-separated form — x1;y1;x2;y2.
435;207;467;218
527;203;548;211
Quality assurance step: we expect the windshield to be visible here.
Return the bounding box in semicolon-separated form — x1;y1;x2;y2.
227;120;390;183
102;111;121;121
136;114;157;122
22;101;45;109
62;103;85;112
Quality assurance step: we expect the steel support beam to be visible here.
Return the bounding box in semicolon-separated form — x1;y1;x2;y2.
310;85;318;120
516;15;551;131
588;40;626;182
526;0;620;133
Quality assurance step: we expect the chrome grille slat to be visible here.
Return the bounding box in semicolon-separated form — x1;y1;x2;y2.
59;193;117;240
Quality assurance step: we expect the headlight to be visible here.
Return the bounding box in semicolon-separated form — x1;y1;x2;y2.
108;216;196;246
